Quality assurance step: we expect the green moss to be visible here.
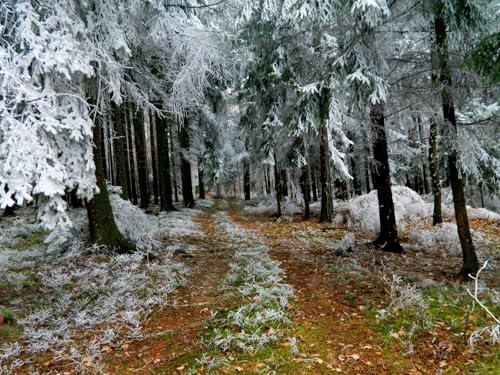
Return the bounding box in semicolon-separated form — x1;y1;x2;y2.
0;325;22;338
21;279;40;289
0;307;16;324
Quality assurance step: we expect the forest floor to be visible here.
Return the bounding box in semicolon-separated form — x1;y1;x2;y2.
1;199;499;374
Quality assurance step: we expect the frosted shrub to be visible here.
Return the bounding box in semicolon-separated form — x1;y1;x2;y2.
197;199;215;208
382;274;425;313
44;189;160;253
409;223;461;256
332;233;356;255
348;186;431;234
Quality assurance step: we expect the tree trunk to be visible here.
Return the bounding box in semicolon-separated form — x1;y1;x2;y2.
274;150;282;217
434;12;478;278
86;119;134;253
280;169;288;199
198;160;206;200
300;166;310;219
319;90;333;222
150;113;159;205
127;105;138;205
170;123;179;203
133;108;149;208
429;114;443;225
243;159;251;200
156;113;176;211
179;118;195;208
112;103;130;201
370;103;403;254
311;168;318;202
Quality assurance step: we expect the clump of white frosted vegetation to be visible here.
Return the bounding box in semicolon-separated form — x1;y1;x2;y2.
44;186;158;253
381;274;426;314
332;233;356;255
199;214;293;360
467;261;500;350
158;208;203;238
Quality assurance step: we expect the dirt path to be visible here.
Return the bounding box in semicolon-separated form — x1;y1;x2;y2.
229;209;397;374
104;207;235;374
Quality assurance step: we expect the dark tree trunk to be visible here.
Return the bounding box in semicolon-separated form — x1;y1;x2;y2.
434;12;478;279
156;114;176;211
479;187;484;208
370;103;403;254
274;151;282;217
243;159;251;200
198;160;206;200
429;115;443;225
127;105;138;205
133;108;149;208
311;168;318;202
179;118;195;208
112;103;130;201
300;166;310;219
350;146;362;196
280;169;288;199
150;113;159;205
364;153;371;193
86;119;134;253
417;116;431;194
319;90;333;222
170;123;179;203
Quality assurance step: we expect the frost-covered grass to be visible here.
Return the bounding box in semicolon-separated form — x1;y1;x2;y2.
244;195;302;216
371;272;499;360
0;192;206;373
0;246;188;373
158;208;203;238
191;212;293;373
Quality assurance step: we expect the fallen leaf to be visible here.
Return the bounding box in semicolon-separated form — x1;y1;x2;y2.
351;354;360;360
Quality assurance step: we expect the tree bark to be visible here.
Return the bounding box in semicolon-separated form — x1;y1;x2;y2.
319;90;333;222
150;112;159;205
170;123;179;203
243;159;251;200
311;168;318;202
86;118;134;253
429;114;443;225
434;12;478;278
127;104;138;205
112;103;130;201
179;117;195;208
370;103;403;254
156;113;176;211
198;160;206;200
133;108;149;208
300;166;310;219
280;169;288;199
273;150;282;217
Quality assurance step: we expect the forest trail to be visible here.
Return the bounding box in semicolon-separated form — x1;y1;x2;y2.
104;204;236;373
1;201;498;374
100;201;499;374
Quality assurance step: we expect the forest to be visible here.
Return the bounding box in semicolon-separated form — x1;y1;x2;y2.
0;0;499;374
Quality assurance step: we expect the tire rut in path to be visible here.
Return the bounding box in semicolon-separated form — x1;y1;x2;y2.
104;209;234;374
229;209;395;374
